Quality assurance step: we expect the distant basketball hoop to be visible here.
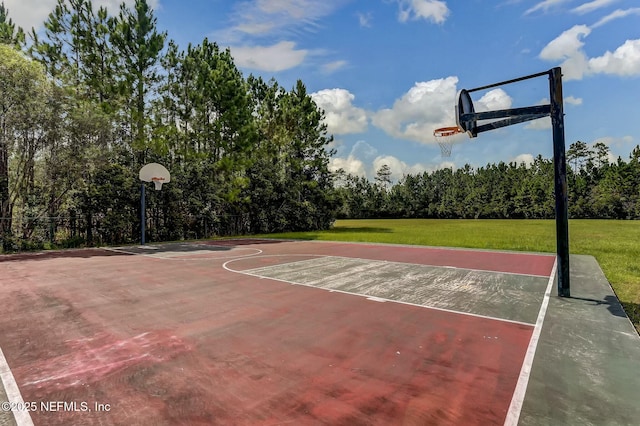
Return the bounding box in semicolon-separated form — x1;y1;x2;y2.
433;126;463;157
139;163;170;190
138;163;171;245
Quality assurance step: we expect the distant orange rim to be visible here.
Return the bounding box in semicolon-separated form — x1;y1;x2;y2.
433;126;463;137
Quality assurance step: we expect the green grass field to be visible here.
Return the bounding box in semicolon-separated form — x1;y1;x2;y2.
261;219;640;334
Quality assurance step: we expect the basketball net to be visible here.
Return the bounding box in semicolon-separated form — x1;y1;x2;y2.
151;177;164;190
433;126;463;158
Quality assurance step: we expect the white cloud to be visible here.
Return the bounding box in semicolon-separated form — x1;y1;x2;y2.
540;25;640;80
230;41;307;71
592;8;640;28
525;0;572;15
351;140;379;160
397;0;450;24
571;0;618;15
564;95;583;105
475;89;513;112
371;76;459;145
330;140;375;178
311;89;368;134
321;60;348;74
332;140;455;181
524;117;551;130
512;153;535;167
220;0;345;42
373;155;429;181
4;0;159;32
358;12;372;27
588;39;640;76
539;25;591;80
521;98;551;130
216;1;350;70
539;25;591;61
540;21;640;79
463;89;514;133
330;155;367;177
594;135;634;155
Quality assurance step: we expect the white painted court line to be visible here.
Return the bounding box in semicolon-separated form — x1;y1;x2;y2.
222;256;537;327
0;347;34;426
503;257;557;426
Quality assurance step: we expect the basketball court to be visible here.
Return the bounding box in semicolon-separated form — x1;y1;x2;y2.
1;239;639;425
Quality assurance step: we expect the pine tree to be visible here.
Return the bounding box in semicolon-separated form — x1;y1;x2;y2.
0;2;25;47
111;0;166;165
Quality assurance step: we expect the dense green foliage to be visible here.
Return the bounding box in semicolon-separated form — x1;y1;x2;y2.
335;145;640;220
0;0;336;251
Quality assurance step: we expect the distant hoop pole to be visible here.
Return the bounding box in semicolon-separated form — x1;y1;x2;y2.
138;163;170;246
140;182;146;245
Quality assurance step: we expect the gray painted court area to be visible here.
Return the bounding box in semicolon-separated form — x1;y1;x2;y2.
242;256;549;325
519;255;640;426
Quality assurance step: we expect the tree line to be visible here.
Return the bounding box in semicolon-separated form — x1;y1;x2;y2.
335;142;640;220
0;0;336;251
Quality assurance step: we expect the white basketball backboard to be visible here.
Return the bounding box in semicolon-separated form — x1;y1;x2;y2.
139;163;170;190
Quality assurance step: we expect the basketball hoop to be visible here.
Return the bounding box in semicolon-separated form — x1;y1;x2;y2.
139;163;170;191
433;126;463;157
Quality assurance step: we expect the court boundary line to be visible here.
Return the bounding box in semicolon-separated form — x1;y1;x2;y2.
503;257;557;426
223;256;538;327
0;347;34;426
222;237;558;257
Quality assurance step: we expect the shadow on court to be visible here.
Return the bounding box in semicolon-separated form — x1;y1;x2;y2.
567;295;628;319
0;238;288;263
0;248;132;263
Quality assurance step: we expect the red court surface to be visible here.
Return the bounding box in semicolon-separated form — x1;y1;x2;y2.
0;240;556;425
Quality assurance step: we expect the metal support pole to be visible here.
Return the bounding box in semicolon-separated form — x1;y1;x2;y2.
140;182;146;245
549;67;570;297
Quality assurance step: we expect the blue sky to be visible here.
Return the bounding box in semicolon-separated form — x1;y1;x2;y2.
7;0;640;180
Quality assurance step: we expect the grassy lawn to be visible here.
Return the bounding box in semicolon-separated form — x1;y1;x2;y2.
261;219;640;334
